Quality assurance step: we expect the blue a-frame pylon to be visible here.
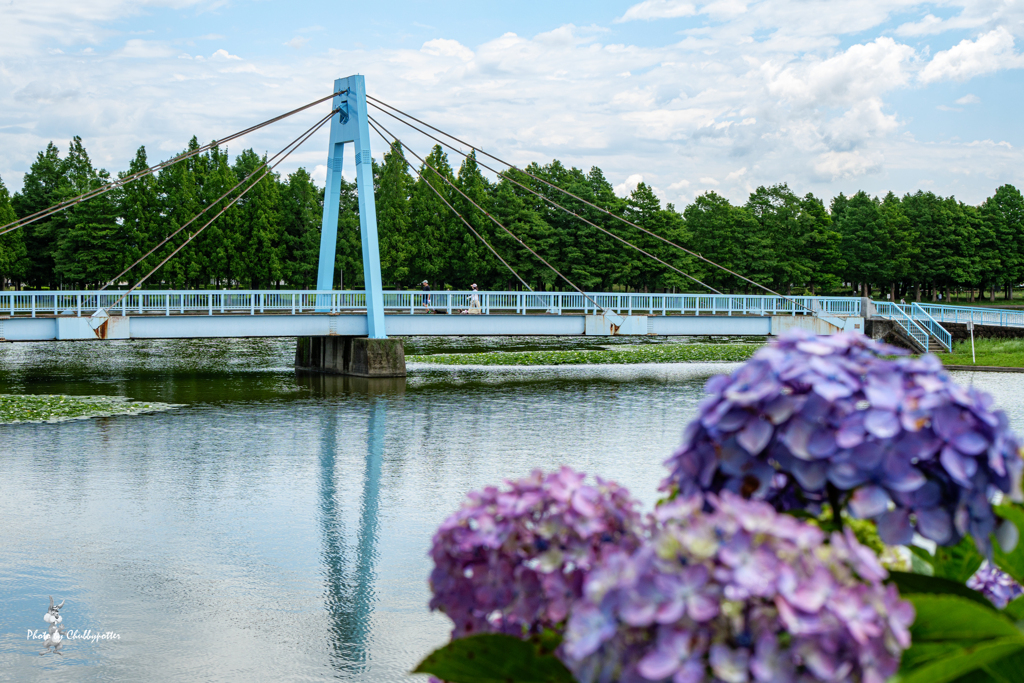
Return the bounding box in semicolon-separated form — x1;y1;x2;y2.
316;75;387;339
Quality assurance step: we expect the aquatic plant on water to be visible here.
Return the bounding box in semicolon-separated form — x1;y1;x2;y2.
0;393;180;424
415;331;1024;683
410;344;758;367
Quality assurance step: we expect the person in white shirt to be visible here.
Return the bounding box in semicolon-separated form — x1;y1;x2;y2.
464;283;482;314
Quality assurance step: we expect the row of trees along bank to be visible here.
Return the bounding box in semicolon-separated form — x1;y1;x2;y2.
1;136;1023;301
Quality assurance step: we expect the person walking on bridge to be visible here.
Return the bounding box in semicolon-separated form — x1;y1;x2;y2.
421;280;431;308
466;284;481;314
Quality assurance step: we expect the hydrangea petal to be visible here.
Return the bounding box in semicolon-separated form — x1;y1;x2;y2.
940;446;978;488
916;507;953;545
865;409;900;439
877;508;914;545
738;419;773;455
849;486;890;519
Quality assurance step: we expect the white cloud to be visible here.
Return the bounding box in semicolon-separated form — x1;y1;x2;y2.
119;39;177;59
895;14;947;36
210;48;242;61
763;37;916;107
614;173;645;196
955;93;980;104
920;27;1024;83
284;36;310;50
420;38;474;61
0;0;214;58
813;150;884;180
702;0;748;20
616;0;696;23
1;1;1023;210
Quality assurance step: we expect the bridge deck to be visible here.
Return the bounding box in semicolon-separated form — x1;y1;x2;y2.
1;290;1020;342
0;312;779;341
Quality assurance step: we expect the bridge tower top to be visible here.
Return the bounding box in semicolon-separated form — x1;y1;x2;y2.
317;75;386;339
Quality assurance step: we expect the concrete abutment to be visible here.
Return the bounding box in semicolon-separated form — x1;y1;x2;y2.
295;336;406;377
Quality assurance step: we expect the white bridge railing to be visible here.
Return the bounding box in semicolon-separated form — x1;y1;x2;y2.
0;290;861;318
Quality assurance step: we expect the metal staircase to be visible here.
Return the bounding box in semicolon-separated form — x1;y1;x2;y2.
910;303;952;352
872;302;952;353
874;302;933;352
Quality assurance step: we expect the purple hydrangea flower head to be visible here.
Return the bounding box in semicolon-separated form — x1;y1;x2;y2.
967;561;1023;609
562;492;915;683
428;467;644;638
661;330;1024;554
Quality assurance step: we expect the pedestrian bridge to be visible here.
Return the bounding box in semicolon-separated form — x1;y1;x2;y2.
0;290;866;341
3;77;1022;357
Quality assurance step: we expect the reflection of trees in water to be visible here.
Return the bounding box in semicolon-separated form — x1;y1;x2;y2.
316;378;395;674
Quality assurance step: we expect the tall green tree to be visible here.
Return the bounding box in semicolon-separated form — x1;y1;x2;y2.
375;142;415;286
622;183;693;292
409;145;456;286
12;142;63;287
834;191;886;296
451;152;491;288
115;146;160;288
488;174;554;290
980;185;1024;300
154;137;203;287
0;174;27;288
878;192;914;300
685;192;772;292
280;167;323;289
231;149;283;288
798;193;843;294
53;137;125;287
746;184;802;293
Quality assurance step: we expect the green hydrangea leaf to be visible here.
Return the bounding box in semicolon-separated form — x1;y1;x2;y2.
413;634;577;683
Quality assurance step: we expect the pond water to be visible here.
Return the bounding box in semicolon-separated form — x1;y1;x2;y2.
0;338;1021;682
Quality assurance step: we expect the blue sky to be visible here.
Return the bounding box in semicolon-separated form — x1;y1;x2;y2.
1;0;1022;207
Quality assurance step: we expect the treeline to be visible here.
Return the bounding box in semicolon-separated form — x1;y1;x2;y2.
1;136;1023;301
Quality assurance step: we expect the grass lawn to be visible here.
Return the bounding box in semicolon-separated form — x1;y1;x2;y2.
409;343;760;366
940;338;1024;368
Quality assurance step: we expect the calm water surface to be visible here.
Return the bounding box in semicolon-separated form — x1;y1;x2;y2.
0;338;1021;682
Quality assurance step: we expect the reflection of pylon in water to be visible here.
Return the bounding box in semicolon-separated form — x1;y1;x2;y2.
42;596;67;655
318;398;385;671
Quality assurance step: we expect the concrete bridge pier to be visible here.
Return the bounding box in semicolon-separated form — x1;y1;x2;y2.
295;337;406;377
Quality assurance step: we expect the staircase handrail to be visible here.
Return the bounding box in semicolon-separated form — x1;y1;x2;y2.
910;303;952;352
873;301;931;353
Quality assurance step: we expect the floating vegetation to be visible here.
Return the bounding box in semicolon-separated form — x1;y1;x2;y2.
0;394;181;425
409;343;760;367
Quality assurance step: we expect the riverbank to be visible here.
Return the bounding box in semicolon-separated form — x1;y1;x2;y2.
409;342;759;366
939;338;1024;369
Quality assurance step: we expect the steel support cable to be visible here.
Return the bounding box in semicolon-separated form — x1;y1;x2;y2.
366;96;811;312
0;90;345;238
369;114;610;315
368;105;721;296
101;108;338;291
106;107;334;312
366;120;533;292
